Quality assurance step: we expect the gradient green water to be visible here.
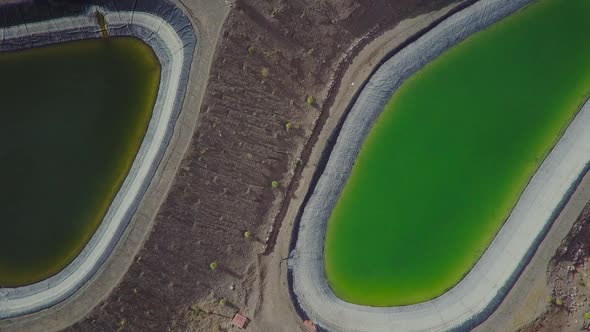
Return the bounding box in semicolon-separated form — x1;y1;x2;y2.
0;37;160;286
324;0;590;306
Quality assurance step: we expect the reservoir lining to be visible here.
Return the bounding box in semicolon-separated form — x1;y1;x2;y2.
0;0;196;319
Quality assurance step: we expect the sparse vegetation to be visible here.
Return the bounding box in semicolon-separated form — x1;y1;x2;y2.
285;122;293;130
271;180;279;188
209;261;218;270
219;298;226;306
546;295;553;304
263;48;281;58
306;96;315;105
584;312;590;320
261;67;270;77
296;159;304;167
271;8;279;17
244;230;251;238
247;46;255;54
555;297;563;306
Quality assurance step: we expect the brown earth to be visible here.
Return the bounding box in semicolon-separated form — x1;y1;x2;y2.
520;202;590;332
65;0;462;331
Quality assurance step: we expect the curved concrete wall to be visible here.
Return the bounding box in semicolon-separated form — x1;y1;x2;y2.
288;0;590;331
0;0;196;319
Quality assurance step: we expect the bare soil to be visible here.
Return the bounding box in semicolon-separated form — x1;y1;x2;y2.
521;202;590;332
67;0;460;331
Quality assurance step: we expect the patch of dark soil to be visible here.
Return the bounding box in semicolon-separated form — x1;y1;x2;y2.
68;0;460;331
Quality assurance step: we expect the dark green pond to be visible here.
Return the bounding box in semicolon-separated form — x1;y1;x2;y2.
0;37;160;286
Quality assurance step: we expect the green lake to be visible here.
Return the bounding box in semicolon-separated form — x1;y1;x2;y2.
0;37;160;287
324;0;590;306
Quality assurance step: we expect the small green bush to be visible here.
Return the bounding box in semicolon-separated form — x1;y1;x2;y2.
261;67;270;77
306;96;315;105
244;230;252;238
555;298;563;306
271;180;280;188
247;46;255;54
285;122;293;130
209;261;218;270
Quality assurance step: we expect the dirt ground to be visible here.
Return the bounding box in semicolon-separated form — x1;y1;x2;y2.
64;0;461;331
520;202;590;332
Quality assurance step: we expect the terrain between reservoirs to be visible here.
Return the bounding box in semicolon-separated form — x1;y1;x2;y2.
67;0;466;331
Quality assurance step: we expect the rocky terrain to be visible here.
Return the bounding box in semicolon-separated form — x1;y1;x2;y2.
522;202;590;332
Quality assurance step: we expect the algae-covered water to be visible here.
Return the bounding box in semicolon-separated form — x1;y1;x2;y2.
0;37;160;286
324;0;590;306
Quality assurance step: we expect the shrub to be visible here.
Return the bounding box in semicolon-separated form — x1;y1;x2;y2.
585;312;590;320
209;261;218;270
271;8;279;17
244;230;252;238
247;46;255;54
555;298;563;306
306;96;315;105
261;67;270;78
285;122;293;130
271;180;279;188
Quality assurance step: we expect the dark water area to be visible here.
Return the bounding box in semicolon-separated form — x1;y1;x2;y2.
0;37;160;286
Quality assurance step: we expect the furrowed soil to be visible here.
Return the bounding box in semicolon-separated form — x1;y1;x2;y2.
67;0;461;331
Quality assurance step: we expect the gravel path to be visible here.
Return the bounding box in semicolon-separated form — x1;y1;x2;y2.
288;0;590;330
0;0;195;320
